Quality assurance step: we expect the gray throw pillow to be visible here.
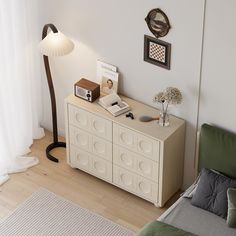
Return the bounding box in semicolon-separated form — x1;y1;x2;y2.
191;168;236;219
227;188;236;228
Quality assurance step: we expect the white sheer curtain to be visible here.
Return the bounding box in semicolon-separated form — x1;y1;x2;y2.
0;0;44;185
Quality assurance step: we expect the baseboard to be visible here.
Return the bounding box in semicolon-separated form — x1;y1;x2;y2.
40;122;65;138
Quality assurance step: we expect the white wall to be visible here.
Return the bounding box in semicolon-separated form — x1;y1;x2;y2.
39;0;205;188
198;0;236;133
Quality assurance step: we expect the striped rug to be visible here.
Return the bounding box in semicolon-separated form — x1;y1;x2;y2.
0;188;135;236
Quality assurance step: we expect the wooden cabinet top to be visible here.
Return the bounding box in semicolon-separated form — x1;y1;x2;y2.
65;94;185;141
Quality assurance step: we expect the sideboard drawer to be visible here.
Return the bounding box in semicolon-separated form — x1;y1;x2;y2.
91;156;112;183
70;126;112;162
113;165;158;202
70;145;91;173
90;113;112;141
113;144;136;171
136;175;158;202
70;145;112;183
70;126;90;152
113;145;158;181
113;165;136;192
69;105;90;131
113;124;160;161
69;104;112;141
91;136;112;161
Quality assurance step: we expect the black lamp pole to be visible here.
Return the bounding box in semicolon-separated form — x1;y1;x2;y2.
42;24;66;163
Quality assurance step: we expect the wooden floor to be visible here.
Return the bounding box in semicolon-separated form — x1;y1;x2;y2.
0;130;179;232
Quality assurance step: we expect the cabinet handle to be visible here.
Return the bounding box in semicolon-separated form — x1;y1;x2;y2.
75;113;87;126
76;134;87;146
138;140;152;154
138;181;150;194
92;120;105;133
93;142;105;154
120;173;132;186
120;132;133;145
77;154;88;166
120;153;132;166
94;161;105;173
138;161;151;174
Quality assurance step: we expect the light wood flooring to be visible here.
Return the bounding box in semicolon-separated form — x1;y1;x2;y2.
0;130;180;232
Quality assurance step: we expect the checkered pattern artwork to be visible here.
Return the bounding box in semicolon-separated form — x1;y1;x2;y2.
144;35;171;70
149;42;166;63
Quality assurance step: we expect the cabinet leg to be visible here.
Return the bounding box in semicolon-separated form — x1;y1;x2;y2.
70;164;76;168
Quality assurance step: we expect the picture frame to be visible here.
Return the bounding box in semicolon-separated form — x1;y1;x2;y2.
97;60;119;95
144;35;171;70
100;69;119;95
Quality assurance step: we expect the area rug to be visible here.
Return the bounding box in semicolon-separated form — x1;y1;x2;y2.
0;188;134;236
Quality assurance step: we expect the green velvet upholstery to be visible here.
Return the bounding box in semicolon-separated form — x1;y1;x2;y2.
199;124;236;179
136;221;197;236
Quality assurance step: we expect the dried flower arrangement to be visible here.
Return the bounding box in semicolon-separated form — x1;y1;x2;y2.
153;87;182;126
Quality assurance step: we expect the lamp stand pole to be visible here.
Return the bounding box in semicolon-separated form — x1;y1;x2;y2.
42;24;66;162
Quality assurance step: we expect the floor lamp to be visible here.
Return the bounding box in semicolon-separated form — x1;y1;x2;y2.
39;24;74;162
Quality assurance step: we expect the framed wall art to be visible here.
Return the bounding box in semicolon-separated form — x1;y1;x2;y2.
144;35;171;70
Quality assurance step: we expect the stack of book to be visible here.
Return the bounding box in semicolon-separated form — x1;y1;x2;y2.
98;93;130;117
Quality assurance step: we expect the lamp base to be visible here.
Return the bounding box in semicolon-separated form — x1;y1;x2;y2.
46;142;66;163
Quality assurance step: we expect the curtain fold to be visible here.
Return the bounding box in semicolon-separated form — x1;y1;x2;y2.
0;0;44;185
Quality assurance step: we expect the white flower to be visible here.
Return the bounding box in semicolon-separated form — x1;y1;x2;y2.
153;87;182;113
153;92;165;103
164;87;182;105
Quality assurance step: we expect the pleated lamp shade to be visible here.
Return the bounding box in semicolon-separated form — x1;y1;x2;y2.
39;31;74;56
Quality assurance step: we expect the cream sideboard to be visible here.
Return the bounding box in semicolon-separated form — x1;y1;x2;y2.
65;94;185;207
